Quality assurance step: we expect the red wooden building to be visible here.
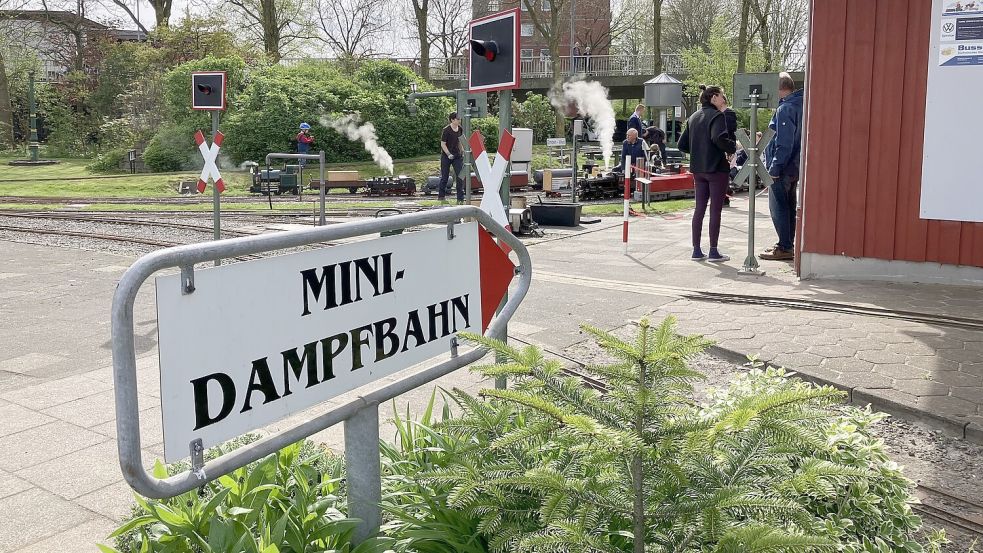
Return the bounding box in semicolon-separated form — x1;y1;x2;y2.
798;0;983;285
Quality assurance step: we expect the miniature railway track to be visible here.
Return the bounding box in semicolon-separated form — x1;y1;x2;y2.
0;223;264;262
509;335;983;539
0;212;260;237
534;271;983;333
913;483;983;538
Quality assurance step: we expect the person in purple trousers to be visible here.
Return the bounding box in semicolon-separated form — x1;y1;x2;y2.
677;85;737;262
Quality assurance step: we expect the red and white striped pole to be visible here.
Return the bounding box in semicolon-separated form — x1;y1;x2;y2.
623;155;631;255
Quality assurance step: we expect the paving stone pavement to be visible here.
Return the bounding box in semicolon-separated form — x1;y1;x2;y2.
0;193;981;550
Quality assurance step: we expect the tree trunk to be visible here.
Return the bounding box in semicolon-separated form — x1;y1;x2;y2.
413;0;430;81
151;0;172;28
752;0;772;71
550;41;565;137
652;0;663;74
0;49;13;147
262;0;281;62
737;0;750;73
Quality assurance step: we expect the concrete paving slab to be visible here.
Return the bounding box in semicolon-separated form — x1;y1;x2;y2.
0;375;113;411
0;488;99;552
0;421;109;472
75;480;136;523
0;469;31;500
16;440;123;500
0;402;55;438
16;516;115;553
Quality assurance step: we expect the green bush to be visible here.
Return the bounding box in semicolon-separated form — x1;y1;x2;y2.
512;93;556;142
400;317;944;553
218;60;452;165
107;317;942;553
469;116;500;150
102;442;394;553
142;124;194;172
87;148;128;173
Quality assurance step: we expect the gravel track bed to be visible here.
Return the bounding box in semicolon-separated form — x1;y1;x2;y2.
0;214;264;258
566;327;983;551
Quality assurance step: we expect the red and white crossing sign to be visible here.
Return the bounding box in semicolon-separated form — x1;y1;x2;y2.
154;222;515;460
471;129;515;232
194;130;225;193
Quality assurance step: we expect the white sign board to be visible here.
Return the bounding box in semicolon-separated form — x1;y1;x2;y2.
921;0;983;222
155;223;511;461
546;138;566;147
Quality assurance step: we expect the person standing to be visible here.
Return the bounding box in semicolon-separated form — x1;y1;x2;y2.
759;72;804;261
438;112;465;203
627;103;645;137
573;41;582;73
642;126;666;169
617;128;649;172
677;85;737;262
584;45;592;75
297;122;314;167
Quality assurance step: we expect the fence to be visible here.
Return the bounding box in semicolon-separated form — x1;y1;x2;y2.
282;52;806;81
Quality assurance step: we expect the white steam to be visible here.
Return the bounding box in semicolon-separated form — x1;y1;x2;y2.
550;79;616;168
320;114;394;175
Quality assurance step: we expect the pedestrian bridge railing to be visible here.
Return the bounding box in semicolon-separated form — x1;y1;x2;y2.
281;52;806;82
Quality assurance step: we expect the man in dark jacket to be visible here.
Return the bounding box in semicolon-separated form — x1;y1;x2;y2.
627;104;645;137
760;72;804;260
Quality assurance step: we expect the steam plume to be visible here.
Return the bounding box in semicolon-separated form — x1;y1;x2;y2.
549;79;616;168
320;114;394;174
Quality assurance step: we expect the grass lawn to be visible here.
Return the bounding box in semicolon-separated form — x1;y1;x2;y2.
0;155;444;199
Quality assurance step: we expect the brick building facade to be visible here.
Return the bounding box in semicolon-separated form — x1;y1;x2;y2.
472;0;611;60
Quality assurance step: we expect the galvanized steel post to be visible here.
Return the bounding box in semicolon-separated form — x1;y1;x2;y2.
212;110;222;266
740;94;762;275
344;403;382;543
319;150;326;225
495;89;513;390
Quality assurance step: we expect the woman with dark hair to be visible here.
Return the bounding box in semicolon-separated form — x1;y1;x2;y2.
677;84;737;262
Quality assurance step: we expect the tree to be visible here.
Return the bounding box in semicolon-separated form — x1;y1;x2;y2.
652;0;664;73
749;0;772;70
768;0;807;69
104;0;173;30
316;0;391;63
427;0;469;59
520;0;571;135
662;0;720;53
0;0;33;146
224;0;309;62
736;0;751;72
409;0;429;80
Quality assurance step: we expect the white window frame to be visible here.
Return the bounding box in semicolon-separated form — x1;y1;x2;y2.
542;0;551;10
520;48;534;58
520;23;534;37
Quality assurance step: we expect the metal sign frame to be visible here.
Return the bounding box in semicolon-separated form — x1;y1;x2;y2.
111;207;531;541
467;8;521;93
191;71;227;111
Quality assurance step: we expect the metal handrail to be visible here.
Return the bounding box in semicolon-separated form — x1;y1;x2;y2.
111;206;532;501
281;52;806;79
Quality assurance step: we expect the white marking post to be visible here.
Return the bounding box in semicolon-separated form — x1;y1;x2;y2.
623;155;631;255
